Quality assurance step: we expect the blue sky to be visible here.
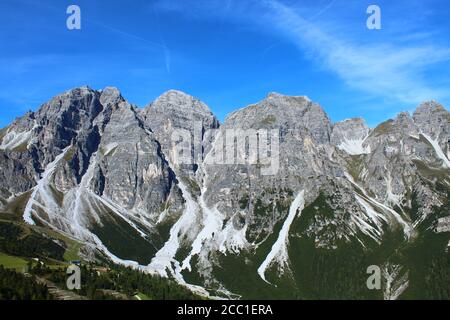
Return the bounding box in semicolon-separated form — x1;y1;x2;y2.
1;0;449;127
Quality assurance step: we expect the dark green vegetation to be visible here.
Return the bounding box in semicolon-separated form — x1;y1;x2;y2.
400;190;450;300
294;194;447;299
27;262;200;300
0;252;28;271
91;211;157;265
0;216;202;300
182;191;449;300
245;188;292;243
288;193;448;300
212;219;299;299
0;265;52;300
1;172;448;300
239;193;249;210
401;232;450;299
287;194;368;299
287;193;403;300
0;221;65;261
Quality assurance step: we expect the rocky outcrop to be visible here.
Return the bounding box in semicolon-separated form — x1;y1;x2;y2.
0;87;449;299
142;90;220;185
331;118;371;155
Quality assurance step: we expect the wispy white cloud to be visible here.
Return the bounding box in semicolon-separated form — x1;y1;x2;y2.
258;0;450;104
153;0;450;105
309;0;338;21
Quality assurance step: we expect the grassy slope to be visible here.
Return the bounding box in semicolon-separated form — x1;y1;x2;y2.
91;210;157;265
0;210;81;265
0;252;28;271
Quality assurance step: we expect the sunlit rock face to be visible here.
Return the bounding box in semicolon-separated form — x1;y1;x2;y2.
0;87;448;299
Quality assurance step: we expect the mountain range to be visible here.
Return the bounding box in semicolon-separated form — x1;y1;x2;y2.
0;86;449;299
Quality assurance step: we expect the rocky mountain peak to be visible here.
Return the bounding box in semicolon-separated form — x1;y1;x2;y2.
100;87;124;107
1;86;449;300
36;86;101;117
59;86;97;99
7;110;35;131
144;89;219;131
226;93;331;144
396;111;412;122
413;100;449;127
413;100;450;140
394;112;417;131
334;117;367;127
331;118;370;150
266;91;311;103
414;100;447;116
140;90;219;182
150;90;214;116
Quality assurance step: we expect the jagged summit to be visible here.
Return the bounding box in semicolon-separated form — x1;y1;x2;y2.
226;92;315;121
100;86;121;98
0;86;449;300
226;92;332;144
159;89;190;97
143;89;219;131
412;100;450;140
331;118;370;142
335;117;366;124
100;87;124;107
60;85;96;96
266;91;311;102
149;89;214;115
414;100;448;115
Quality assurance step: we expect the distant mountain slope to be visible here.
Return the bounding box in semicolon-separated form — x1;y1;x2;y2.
0;87;448;299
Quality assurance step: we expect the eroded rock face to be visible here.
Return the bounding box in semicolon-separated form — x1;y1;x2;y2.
331;118;371;155
355;105;450;229
92;100;173;217
0;87;104;194
0;87;449;299
0;86;182;264
201;93;336;243
0;151;36;195
142;90;220;182
226;93;332;144
414;101;450;141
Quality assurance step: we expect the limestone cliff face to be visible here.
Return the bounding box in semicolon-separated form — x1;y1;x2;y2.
0;87;448;298
142;90;219;185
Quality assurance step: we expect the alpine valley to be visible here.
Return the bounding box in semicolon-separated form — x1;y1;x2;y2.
0;86;449;300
